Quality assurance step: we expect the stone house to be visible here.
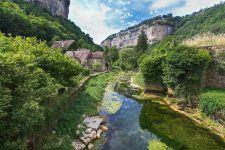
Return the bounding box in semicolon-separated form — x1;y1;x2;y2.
51;40;75;51
65;49;106;72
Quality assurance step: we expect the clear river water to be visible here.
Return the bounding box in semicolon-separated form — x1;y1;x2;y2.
95;78;225;150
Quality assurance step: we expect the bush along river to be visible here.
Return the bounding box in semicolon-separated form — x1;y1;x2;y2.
95;75;225;150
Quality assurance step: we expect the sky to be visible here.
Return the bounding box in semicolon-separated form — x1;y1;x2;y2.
69;0;225;44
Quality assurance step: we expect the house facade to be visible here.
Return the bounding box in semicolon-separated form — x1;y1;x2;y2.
65;49;107;72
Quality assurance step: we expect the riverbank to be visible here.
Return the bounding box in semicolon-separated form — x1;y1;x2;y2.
131;72;225;142
109;73;225;150
45;70;119;150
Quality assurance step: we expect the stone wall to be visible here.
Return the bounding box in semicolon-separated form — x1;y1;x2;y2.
203;46;225;89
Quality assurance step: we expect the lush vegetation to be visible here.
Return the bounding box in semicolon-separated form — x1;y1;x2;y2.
174;2;225;41
0;33;87;149
148;140;173;150
0;0;102;51
46;71;118;149
140;38;211;103
119;48;138;70
105;46;119;64
133;72;145;89
163;46;211;102
136;30;148;54
199;88;225;115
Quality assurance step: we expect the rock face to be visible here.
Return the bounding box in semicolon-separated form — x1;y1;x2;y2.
25;0;70;19
101;24;174;49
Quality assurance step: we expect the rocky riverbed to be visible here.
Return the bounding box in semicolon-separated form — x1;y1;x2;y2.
72;116;108;150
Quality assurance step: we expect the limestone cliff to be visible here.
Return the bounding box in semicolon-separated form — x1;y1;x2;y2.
25;0;70;19
101;24;174;49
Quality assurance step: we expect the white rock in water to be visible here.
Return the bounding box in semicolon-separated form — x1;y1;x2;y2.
100;125;108;132
91;130;97;136
77;124;83;129
96;129;102;139
82;133;89;139
84;138;91;145
81;144;86;149
76;130;80;135
80;137;86;143
85;128;93;134
83;116;103;130
88;143;94;150
72;140;86;150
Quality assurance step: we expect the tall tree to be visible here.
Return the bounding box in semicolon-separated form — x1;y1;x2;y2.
106;46;119;63
136;30;148;53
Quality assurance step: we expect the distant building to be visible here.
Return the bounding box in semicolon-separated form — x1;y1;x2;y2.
65;48;106;72
51;40;75;51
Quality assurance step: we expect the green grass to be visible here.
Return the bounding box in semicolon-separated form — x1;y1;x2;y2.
133;72;145;89
45;70;118;149
199;88;225;115
148;140;173;150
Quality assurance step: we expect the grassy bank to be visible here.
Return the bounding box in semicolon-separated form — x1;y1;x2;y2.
45;70;119;150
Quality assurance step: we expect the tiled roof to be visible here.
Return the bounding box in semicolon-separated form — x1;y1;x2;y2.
91;51;104;59
65;49;105;65
74;50;91;64
51;40;74;49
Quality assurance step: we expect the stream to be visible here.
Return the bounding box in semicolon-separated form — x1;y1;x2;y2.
96;76;225;150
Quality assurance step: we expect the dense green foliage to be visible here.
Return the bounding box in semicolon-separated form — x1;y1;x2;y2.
119;48;138;70
174;2;225;41
148;140;173;150
199;88;225;115
0;33;86;149
163;46;211;101
47;71;118;149
141;55;165;84
140;37;211;102
105;46;119;63
136;31;148;54
140;37;174;84
0;0;102;51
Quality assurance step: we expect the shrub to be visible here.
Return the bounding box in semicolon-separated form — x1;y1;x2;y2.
163;46;211;102
140;37;175;85
105;46;119;63
119;48;138;70
0;33;86;149
93;63;102;71
199;88;225;115
141;55;165;84
0;33;85;86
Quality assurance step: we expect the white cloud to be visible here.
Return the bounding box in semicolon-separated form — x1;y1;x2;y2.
69;0;121;44
172;0;224;16
150;0;180;10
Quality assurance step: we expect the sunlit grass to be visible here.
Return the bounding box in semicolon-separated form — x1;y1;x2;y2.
182;32;225;47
